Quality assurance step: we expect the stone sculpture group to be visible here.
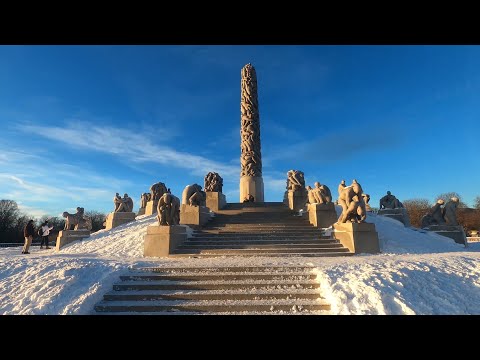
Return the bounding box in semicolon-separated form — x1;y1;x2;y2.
421;197;460;227
62;207;91;231
337;180;367;224
114;193;134;213
306;182;332;205
204;172;223;193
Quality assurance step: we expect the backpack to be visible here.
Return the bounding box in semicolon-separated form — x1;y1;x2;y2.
37;227;43;236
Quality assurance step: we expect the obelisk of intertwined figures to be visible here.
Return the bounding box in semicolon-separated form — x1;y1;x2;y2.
239;63;264;203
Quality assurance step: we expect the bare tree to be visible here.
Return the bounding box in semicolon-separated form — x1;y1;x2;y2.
474;196;480;210
85;210;106;232
0;200;20;233
403;198;431;228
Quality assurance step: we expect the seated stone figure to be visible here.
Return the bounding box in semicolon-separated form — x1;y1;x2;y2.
286;170;306;192
204;172;223;193
443;197;459;226
114;193;134;212
150;182;168;201
157;193;180;226
140;193;150;209
337;180;367;223
421;199;446;228
313;181;332;204
379;191;403;209
182;184;206;206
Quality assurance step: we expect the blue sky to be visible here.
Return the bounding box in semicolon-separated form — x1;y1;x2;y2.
0;45;479;217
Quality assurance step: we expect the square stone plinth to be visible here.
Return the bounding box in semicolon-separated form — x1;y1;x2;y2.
206;192;226;212
144;225;187;257
240;175;264;203
288;190;307;212
308;203;337;228
180;205;210;227
333;222;380;254
56;229;90;251
426;225;467;245
137;207;146;216
377;208;410;227
145;200;159;216
105;212;136;230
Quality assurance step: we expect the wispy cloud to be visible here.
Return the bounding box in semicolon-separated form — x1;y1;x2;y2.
18;121;238;178
0;150;131;217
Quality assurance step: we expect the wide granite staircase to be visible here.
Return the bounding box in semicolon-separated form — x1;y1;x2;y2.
171;202;352;257
94;202;348;314
94;265;330;314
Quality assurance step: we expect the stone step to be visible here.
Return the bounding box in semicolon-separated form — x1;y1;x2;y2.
188;237;331;242
192;232;324;237
178;243;344;250
120;271;317;281
95;310;329;315
103;289;322;301
137;266;315;273
175;247;350;254
170;252;353;258
113;280;320;291
94;299;330;313
182;240;338;246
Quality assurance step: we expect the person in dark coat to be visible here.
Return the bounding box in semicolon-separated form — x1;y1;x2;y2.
22;220;35;254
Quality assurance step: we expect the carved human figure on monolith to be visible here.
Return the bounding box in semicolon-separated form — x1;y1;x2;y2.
182;184;206;207
443;197;459;226
337;180;367;223
379;191;404;209
157;192;180;226
204;172;223;193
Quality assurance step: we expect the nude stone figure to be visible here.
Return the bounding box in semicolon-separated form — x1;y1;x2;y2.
443;197;459;226
157;192;180;226
337;180;367;223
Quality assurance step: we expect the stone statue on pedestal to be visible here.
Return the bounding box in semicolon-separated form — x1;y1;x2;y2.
421;199;446;228
182;184;206;207
337;180;367;223
204;172;223;192
379;191;404;209
150;182;168;201
114;193;134;212
157;193;180;226
443;197;460;226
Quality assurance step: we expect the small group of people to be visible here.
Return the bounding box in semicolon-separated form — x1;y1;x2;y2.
22;220;54;254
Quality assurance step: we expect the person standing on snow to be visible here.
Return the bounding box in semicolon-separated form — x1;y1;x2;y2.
22;220;35;254
40;220;54;249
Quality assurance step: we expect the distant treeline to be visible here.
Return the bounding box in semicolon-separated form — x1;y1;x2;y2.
0;200;106;243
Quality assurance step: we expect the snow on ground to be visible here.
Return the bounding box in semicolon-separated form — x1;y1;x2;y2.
1;211;480;315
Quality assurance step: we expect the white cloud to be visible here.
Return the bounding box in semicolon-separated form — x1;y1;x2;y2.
19;122;238;178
